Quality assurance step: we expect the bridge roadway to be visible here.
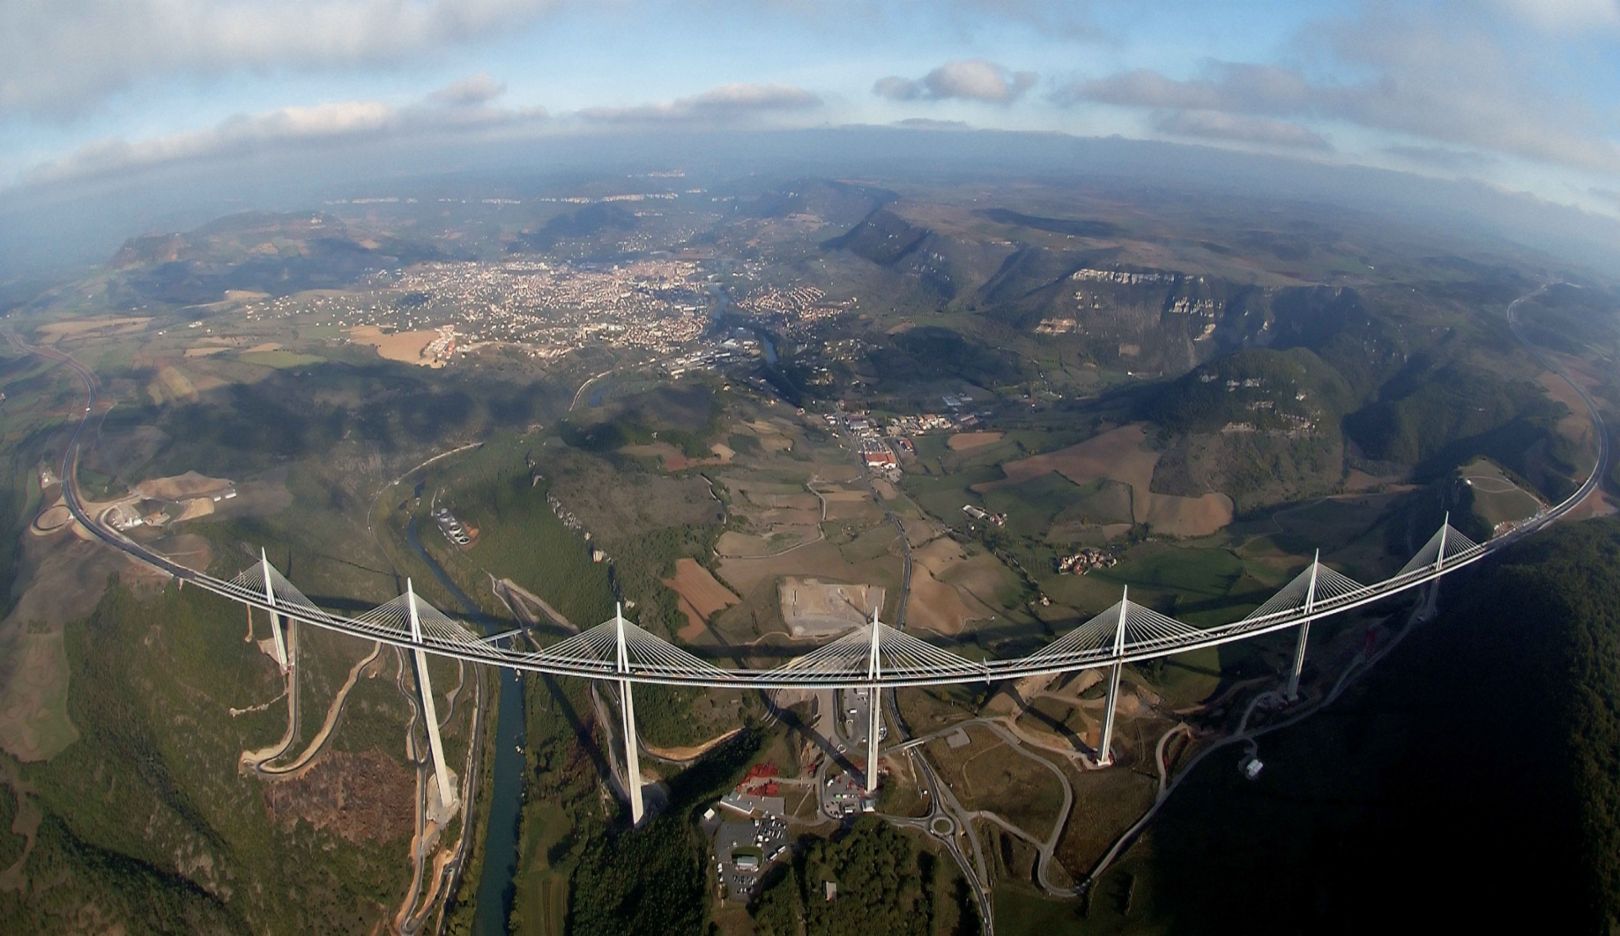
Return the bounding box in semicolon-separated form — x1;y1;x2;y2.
25;283;1610;691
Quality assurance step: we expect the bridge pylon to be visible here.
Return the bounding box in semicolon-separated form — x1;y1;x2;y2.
615;604;645;825
406;579;457;813
865;607;883;794
1096;588;1128;767
260;549;289;673
1285;550;1321;702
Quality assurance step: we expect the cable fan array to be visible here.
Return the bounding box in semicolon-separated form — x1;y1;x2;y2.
216;516;1497;686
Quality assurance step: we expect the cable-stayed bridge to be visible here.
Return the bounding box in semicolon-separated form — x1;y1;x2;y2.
79;487;1583;822
33;285;1610;824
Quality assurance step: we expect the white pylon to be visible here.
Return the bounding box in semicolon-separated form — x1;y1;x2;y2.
407;579;456;811
1096;587;1129;767
865;605;883;794
1285;550;1321;702
260;549;289;673
1437;512;1450;570
615;602;645;824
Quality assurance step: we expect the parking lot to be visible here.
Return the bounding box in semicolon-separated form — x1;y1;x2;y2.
705;805;790;903
821;769;875;819
431;505;473;547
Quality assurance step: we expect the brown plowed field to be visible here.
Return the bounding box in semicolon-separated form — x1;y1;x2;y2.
665;558;740;640
348;325;441;367
947;431;1004;451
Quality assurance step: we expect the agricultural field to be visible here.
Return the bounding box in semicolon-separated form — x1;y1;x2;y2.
1457;456;1544;535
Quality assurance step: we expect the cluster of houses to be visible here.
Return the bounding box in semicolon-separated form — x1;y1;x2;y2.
1057;547;1118;575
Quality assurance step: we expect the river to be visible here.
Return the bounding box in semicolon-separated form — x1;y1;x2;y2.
699;272;774;362
404;519;527;936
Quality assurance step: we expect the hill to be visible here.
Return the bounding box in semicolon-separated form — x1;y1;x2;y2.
1147;347;1355;510
744;178;896;231
514;202;639;252
109;212;444;306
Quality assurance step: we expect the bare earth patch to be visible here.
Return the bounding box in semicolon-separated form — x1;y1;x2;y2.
29;503;73;535
348;325;444;367
133;470;233;500
35;316;150;342
947;431;1004;451
778;578;884;637
173;498;216;522
907;538;1000;636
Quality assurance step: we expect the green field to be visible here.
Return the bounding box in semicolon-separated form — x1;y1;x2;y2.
1458;456;1543;533
992;883;1085;936
239;349;326;369
978;474;1133;539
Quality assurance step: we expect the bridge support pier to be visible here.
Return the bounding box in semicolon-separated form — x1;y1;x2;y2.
407;580;457;812
1285;621;1311;701
1097;661;1122;767
1095;590;1130;768
865;609;884;794
614;605;645;825
260;549;288;673
866;685;882;794
1284;552;1320;703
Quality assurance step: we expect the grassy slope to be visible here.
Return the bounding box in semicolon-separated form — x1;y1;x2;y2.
2;583;409;934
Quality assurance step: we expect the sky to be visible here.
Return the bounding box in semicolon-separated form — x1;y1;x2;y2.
2;0;1620;217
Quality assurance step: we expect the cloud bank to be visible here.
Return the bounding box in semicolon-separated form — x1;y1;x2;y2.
1057;9;1620;175
1152;110;1330;151
0;0;562;117
576;84;821;124
874;59;1036;104
25;76;545;185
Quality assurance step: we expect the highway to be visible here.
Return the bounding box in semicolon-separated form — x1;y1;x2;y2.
11;297;1604;693
9;279;1606;933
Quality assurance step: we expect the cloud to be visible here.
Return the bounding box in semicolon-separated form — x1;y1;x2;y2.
24;76;544;185
1060;63;1310;112
1592;187;1620;211
1487;0;1620;32
874;59;1036;104
891;117;972;130
1057;35;1620;175
1382;145;1498;172
576;83;820;123
1152;110;1330;151
0;0;562;117
428;73;508;108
